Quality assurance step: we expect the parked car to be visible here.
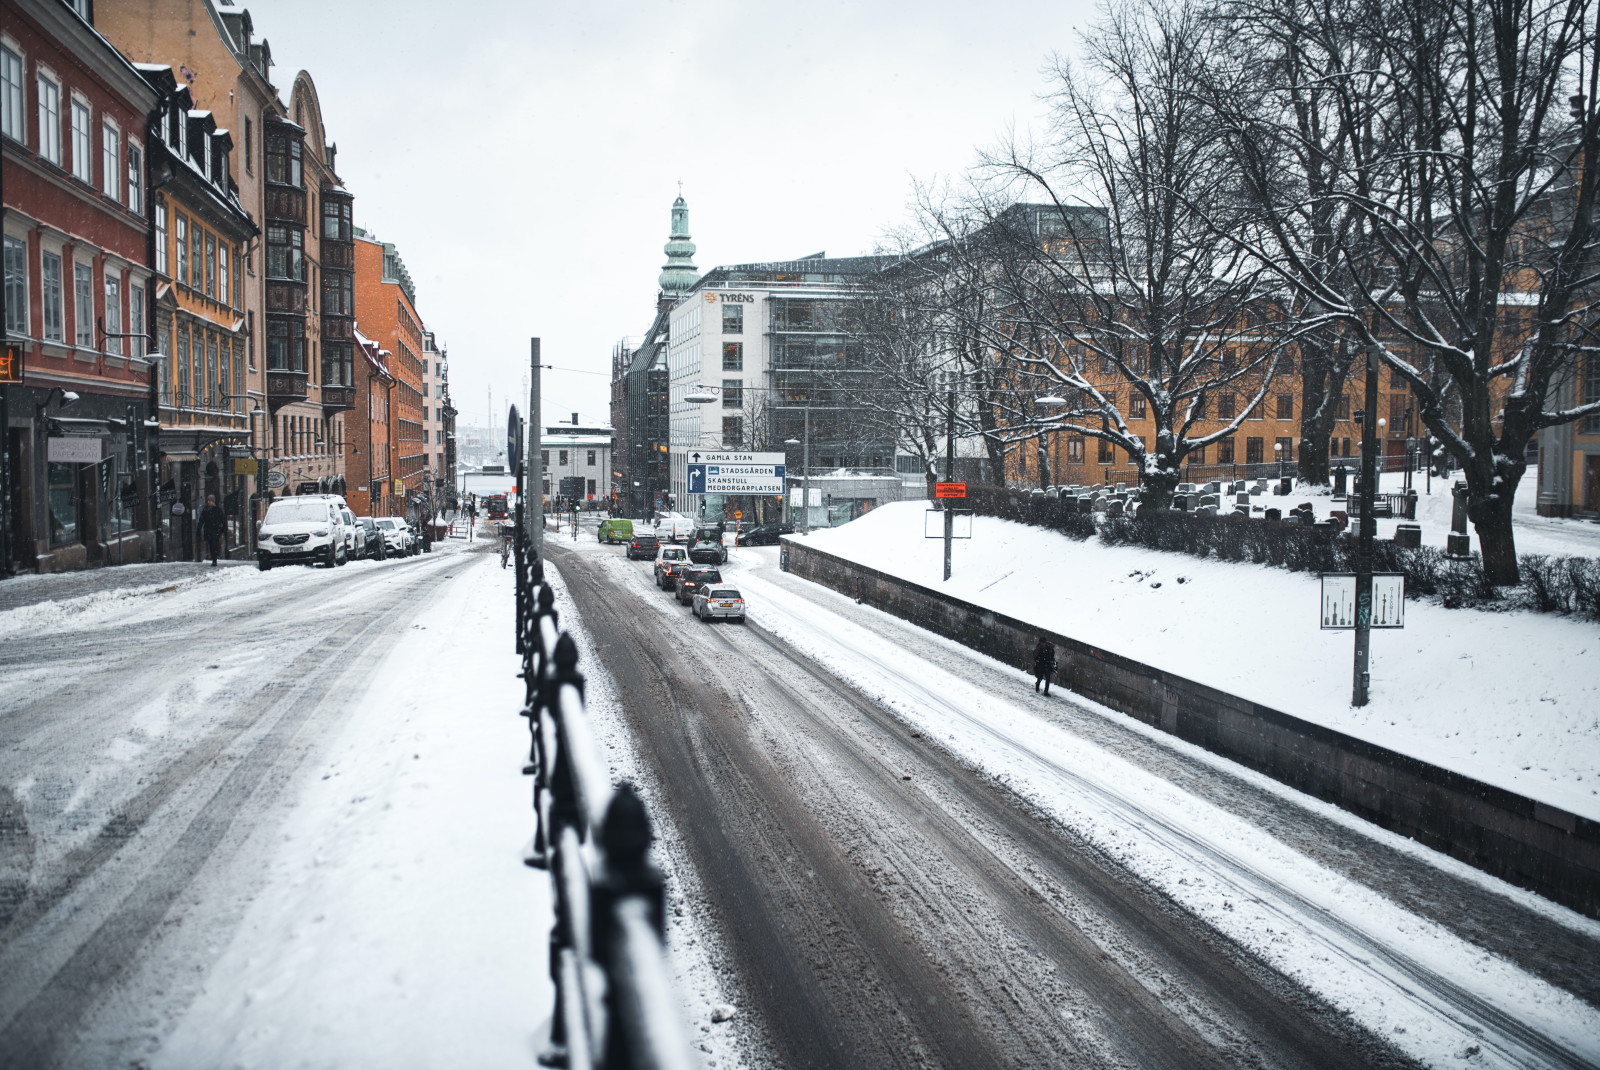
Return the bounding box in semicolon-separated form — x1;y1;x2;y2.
374;517;414;556
693;585;746;623
688;534;728;564
654;546;689;588
627;533;660;560
352;517;387;560
675;565;722;605
736;523;794;546
598;518;634;544
257;496;351;570
339;506;361;560
653;513;695;543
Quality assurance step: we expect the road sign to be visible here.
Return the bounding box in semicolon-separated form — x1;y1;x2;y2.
507;405;523;477
925;509;973;538
687;459;785;494
733;510;743;519
934;482;967;499
265;469;287;489
1320;572;1405;629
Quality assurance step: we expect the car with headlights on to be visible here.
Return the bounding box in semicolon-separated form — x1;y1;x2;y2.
693;585;745;623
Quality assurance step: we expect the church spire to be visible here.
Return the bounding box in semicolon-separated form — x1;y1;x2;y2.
658;190;699;296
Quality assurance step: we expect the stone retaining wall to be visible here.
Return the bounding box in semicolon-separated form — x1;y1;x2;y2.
782;538;1600;918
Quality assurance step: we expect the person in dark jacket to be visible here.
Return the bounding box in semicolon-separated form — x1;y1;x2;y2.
198;494;227;566
1033;636;1057;695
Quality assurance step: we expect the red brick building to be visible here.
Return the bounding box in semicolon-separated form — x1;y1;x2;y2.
351;228;425;519
3;0;161;573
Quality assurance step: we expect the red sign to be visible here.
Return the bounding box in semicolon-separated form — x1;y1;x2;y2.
934;482;967;499
0;344;22;384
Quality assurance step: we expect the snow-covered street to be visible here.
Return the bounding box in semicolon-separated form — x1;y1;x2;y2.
0;542;548;1070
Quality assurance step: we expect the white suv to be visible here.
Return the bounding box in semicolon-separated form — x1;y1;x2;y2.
257;495;351;570
375;516;416;556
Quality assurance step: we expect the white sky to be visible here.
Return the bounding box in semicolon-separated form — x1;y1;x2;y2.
248;0;1099;430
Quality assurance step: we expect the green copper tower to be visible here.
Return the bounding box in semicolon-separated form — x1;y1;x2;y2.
658;192;699;295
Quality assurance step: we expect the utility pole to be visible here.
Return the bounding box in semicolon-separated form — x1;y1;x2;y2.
529;338;543;561
1352;344;1380;706
943;387;955;582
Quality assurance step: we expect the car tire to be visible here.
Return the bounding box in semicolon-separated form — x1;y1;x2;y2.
257;556;272;571
325;543;338;568
337;545;348;566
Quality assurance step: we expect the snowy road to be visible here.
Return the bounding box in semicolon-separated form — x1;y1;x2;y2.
0;548;498;1070
551;534;1600;1070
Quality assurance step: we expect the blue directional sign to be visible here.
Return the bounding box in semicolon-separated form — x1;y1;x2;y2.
687;464;707;493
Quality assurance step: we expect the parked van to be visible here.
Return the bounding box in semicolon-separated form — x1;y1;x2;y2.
257;494;351;570
598;518;634;544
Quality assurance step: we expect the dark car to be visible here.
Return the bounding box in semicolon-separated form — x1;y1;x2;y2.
354;517;387;560
736;523;794;546
675;565;722;605
688;533;728;564
655;546;689;588
627;533;660;560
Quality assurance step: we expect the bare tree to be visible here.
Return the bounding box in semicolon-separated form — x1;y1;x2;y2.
1209;0;1600;584
951;0;1293;509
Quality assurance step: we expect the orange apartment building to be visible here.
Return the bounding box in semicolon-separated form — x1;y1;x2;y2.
351;229;425;518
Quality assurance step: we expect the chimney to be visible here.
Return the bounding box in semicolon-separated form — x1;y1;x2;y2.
571;412;578;426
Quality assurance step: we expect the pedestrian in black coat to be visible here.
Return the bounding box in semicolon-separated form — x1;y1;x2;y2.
1033;636;1057;695
198;494;227;566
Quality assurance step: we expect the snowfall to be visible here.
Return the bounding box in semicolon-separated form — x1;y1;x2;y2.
795;468;1600;822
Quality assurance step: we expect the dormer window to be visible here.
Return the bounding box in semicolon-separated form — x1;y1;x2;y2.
175;104;186;158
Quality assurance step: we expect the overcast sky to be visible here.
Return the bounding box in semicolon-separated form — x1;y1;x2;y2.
249;0;1099;430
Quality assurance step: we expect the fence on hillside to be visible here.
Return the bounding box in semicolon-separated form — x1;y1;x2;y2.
512;500;693;1070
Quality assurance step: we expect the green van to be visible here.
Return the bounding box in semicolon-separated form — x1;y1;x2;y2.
598;518;634;544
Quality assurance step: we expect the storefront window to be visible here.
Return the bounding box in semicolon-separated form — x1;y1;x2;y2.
48;462;78;545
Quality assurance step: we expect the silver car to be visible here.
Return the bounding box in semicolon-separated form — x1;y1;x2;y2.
693;585;745;623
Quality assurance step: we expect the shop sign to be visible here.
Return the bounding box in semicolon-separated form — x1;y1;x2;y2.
265;470;287;488
232;457;259;476
0;343;22;384
47;436;101;463
393;478;404;495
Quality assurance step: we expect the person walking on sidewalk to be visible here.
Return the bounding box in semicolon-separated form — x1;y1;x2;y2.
1033;636;1057;695
198;494;227;566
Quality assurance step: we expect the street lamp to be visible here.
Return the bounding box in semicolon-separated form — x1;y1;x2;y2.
785;435;807;532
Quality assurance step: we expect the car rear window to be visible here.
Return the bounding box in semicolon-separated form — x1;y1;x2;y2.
714;589;740;599
702;571;722;583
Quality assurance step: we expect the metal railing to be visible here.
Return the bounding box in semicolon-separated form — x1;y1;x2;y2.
513;502;693;1070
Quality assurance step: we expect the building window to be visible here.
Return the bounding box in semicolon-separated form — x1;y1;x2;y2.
1067;436;1084;463
1;45;22;143
587;450;597;466
3;235;26;336
1246;437;1264;465
1276;393;1294;419
205;233;216;298
322;341;353;387
177;322;190;402
207;332;219;408
1275;436;1294;464
70;97;91;183
126;141;142;212
191;225;203;290
101;122;118;198
175;213;188;285
722;342;743;371
1190;444;1207;465
1129;393;1146;419
36;72;60;165
129;282;144;357
155;201;168;275
722;416;743;447
234;250;243;310
587;478;596;496
1584;358;1600;434
243;116;252;172
1217;392;1236;419
323;271;352;315
218;240;229;306
73;261;92;346
722;303;743;334
41;250;62;341
218;334;230;409
541;450;549;466
559;450;568;465
1217;437;1235;464
265;132;302;186
266;317;304;372
104;274;120;355
1097;437;1114;463
722;378;742;408
266;224;303;280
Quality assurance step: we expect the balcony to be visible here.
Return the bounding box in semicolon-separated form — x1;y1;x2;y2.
323;242;354;270
321;384;356;413
266;279;306;314
265;185;306;224
266;370;308;410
